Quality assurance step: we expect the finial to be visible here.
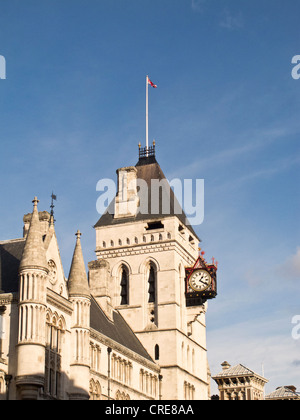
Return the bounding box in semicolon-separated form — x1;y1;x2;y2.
153;139;156;146
32;196;39;207
50;192;57;221
138;142;141;148
75;230;82;240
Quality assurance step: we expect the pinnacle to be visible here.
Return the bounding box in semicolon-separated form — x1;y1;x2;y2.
19;197;48;272
68;230;90;298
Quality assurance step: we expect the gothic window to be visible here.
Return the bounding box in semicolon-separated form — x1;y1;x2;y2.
111;354;132;385
45;311;65;399
139;369;158;398
115;390;130;400
0;375;4;396
155;344;159;361
148;265;156;303
120;266;129;305
0;307;5;359
184;381;195;400
90;342;101;372
89;379;101;400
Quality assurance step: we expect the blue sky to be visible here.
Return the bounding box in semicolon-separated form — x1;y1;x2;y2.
0;0;299;396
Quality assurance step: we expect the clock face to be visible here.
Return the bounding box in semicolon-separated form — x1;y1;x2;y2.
189;269;212;292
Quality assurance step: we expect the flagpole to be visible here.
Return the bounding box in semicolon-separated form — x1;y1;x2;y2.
146;75;149;156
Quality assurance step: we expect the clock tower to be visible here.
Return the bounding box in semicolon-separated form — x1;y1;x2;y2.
89;145;217;400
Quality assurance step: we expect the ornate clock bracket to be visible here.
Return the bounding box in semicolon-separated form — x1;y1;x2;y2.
185;251;218;308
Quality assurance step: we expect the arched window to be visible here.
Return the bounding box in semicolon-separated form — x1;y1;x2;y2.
148;265;156;303
89;379;101;400
120;266;129;305
45;311;65;398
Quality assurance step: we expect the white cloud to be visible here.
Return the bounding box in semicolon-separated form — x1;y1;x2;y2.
207;315;300;395
278;247;300;281
220;10;244;30
191;0;206;13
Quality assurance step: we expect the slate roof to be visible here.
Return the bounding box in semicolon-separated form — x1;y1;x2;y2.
94;156;199;239
265;386;300;400
90;296;155;363
213;364;266;380
0;238;25;293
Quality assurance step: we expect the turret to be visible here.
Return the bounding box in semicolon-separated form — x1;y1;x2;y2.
68;230;91;400
16;197;49;400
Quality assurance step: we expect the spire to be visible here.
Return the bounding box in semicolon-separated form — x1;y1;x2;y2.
68;230;90;298
43;212;56;249
19;197;48;271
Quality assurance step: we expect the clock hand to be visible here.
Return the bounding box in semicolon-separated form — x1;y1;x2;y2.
198;279;207;285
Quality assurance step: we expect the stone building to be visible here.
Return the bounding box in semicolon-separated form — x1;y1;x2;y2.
265;386;300;400
212;361;268;400
0;147;213;400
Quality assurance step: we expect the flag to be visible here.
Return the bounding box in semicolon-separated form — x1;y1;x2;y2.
51;193;57;201
148;78;157;88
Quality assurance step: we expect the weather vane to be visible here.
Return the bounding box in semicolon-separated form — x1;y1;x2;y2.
50;192;57;221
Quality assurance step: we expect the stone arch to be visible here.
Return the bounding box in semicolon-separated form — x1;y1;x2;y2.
111;261;132;307
89;379;101;400
138;256;160;275
111;260;132;277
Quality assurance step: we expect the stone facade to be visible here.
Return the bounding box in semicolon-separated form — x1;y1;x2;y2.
0;151;212;400
265;386;300;400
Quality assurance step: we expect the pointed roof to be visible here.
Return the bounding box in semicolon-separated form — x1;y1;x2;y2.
95;154;199;239
213;363;268;382
19;197;48;272
0;238;26;292
68;230;90;298
265;386;300;400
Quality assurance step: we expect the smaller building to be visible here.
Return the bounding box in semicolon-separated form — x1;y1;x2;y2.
265;386;300;401
212;361;268;400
